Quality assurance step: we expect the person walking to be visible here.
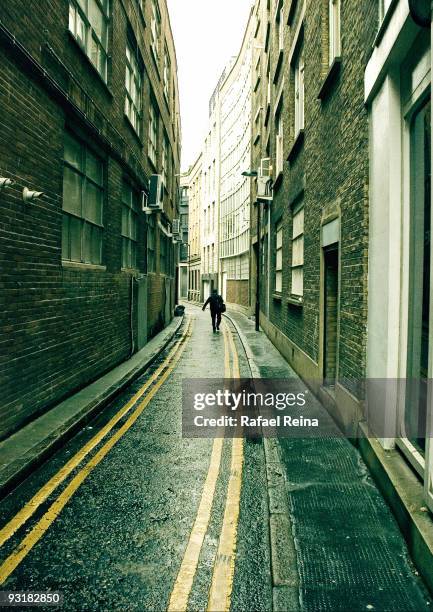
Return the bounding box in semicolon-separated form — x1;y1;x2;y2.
202;288;225;333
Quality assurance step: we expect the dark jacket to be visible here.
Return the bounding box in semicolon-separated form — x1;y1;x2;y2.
203;294;224;313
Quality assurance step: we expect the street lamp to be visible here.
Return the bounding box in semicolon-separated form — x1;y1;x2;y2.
242;170;261;332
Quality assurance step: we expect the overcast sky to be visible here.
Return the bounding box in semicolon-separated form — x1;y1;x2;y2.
167;0;254;171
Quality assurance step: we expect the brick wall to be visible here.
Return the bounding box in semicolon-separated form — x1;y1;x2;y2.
252;0;377;398
0;0;180;439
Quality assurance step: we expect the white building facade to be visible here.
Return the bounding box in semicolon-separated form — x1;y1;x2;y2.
218;12;254;308
365;1;433;510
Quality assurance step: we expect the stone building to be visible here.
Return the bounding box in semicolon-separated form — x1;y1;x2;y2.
184;154;202;301
218;12;254;309
200;81;221;302
178;178;189;300
0;0;181;440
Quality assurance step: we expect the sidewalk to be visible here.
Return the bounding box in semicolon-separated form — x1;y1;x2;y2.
225;308;432;611
0;316;183;500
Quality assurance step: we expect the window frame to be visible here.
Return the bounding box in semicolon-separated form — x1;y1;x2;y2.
68;0;110;82
121;181;139;270
275;109;284;176
62;132;105;266
275;220;283;293
151;0;161;63
148;102;158;166
125;40;143;137
291;204;304;297
328;0;341;66
294;45;305;136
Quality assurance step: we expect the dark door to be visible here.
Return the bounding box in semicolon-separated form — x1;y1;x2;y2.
324;247;339;387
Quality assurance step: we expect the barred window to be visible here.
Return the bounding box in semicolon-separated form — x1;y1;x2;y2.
291;206;304;296
68;0;110;81
149;102;158;166
275;221;283;292
121;182;139;269
125;42;143;136
62;133;104;265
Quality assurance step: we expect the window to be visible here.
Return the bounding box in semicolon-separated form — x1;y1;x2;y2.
121;182;139;269
275;111;283;176
291;206;304;296
294;47;305;136
160;233;171;275
275;221;283;292
162;133;169;188
62;133;104;265
378;0;392;24
68;0;110;81
163;46;171;101
328;0;341;65
151;0;161;61
148;102;158;166
125;42;142;136
147;214;156;273
277;8;284;53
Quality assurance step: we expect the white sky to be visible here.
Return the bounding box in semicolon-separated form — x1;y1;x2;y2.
167;0;254;171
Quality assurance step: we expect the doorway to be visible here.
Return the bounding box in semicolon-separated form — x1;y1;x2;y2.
323;246;339;387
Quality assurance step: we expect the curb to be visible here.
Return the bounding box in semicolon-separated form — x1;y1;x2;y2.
0;316;184;501
223;311;300;612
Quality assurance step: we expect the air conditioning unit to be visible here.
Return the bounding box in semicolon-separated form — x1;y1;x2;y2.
257;158;273;201
172;218;180;236
148;175;164;211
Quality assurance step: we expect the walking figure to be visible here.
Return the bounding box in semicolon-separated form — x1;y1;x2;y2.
202;289;225;333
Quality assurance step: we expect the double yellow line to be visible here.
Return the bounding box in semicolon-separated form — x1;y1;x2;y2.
0;318;193;585
168;321;244;612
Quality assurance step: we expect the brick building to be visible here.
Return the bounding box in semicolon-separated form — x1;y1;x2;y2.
250;0;376;422
0;0;181;440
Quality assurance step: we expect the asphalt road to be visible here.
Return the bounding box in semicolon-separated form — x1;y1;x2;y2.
0;306;431;612
0;309;271;611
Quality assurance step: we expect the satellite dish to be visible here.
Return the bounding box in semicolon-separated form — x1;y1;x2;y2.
408;0;430;27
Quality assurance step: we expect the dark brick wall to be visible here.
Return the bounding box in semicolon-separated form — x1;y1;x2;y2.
252;0;377;396
0;0;180;439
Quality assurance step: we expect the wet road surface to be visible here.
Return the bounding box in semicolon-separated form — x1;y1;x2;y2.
0;305;431;611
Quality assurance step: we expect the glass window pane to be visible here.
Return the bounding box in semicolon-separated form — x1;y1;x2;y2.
83;221;92;263
69;4;76;34
292;268;303;296
89;0;103;40
62;215;70;260
293;208;304;238
86;150;103;185
276;249;282;270
64;133;82;170
70;216;82;262
85;182;102;224
276;271;282;293
131;242;137;269
92;225;102;264
77;12;86;47
121;206;129;237
63;166;82;216
292;236;304;266
131;214;137;241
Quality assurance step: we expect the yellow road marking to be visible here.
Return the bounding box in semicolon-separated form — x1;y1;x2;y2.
207;321;244;612
0;320;193;586
167;321;231;612
0;324;189;549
